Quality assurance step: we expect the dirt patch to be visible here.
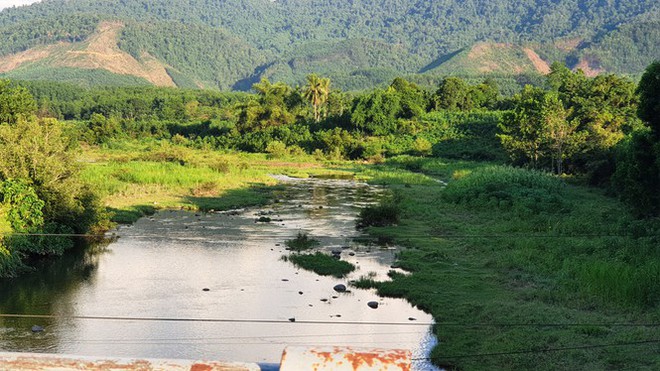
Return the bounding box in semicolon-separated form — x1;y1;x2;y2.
523;48;551;74
0;44;57;73
0;21;175;87
554;38;583;52
60;21;175;86
575;55;604;77
467;42;506;60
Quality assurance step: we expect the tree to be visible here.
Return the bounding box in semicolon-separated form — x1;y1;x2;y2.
433;77;471;111
498;86;586;173
498;86;550;168
613;61;660;216
303;74;331;122
389;77;427;119
237;78;296;131
542;92;585;174
0;80;37;124
350;88;402;135
636;61;660;139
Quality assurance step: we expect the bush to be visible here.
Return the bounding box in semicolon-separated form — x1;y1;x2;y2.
265;140;288;158
357;194;401;228
285;232;319;252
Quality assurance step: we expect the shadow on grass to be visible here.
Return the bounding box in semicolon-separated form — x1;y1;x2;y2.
185;183;285;212
108;205;157;224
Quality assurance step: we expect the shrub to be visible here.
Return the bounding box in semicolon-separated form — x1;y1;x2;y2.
265;140;288;158
357;194;401;228
412;137;432;156
285;232;319;252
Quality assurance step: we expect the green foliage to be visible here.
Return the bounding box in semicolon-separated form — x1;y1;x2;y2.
0;80;37;124
425;110;507;161
611;62;660;217
432;76;500;111
2;67;152;88
119;21;268;90
350;88;402;135
359;160;659;369
284;232;319;252
442;166;566;213
612;131;660;217
0;179;44;233
357;194;401;229
285;252;356;278
265;140;288;159
0;13;99;56
0;117;108;234
636;61;660;138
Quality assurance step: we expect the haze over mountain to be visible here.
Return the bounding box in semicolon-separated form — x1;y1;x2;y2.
0;0;657;90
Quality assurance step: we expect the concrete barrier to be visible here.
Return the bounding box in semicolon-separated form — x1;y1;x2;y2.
0;347;412;370
280;346;411;370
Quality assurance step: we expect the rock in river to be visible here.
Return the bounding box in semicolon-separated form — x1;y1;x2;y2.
367;301;379;309
333;284;347;292
31;325;44;333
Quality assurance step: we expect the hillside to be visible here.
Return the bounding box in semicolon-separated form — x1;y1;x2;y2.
0;0;657;90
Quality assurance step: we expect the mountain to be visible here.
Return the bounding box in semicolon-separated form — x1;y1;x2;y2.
0;0;657;90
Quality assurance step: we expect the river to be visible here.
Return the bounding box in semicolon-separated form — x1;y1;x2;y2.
0;177;438;369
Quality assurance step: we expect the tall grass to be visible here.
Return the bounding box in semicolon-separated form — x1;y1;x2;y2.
573;260;660;308
442;165;566;213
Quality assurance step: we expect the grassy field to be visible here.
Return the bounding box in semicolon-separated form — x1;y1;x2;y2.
79;141;353;223
354;157;660;370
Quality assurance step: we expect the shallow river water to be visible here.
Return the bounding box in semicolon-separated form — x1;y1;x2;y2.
0;177;437;369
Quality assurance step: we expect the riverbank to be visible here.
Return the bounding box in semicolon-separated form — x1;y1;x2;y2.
357;156;660;370
79;142;355;224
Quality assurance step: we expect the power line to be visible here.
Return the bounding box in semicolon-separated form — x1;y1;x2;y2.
0;231;644;239
1;314;657;328
0;314;433;327
411;339;660;361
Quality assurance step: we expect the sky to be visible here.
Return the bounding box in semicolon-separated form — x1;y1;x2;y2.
0;0;42;10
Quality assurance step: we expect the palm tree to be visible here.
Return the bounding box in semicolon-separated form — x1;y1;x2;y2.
303;74;330;122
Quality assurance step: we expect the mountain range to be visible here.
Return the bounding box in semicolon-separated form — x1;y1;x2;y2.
0;0;657;91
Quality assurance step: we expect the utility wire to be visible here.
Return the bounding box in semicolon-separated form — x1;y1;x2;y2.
0;314;433;327
411;339;660;360
1;314;657;328
0;232;644;239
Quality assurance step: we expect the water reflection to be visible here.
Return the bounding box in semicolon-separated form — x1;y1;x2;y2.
0;177;438;369
0;241;109;352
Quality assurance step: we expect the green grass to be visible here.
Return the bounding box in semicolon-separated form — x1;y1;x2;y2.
357;157;660;370
284;252;356;278
79;141;354;223
285;232;320;252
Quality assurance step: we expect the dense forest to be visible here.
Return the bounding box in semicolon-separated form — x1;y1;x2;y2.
0;0;657;90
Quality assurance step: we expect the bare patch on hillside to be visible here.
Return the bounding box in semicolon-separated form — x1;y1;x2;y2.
575;56;604;77
60;21;174;86
467;42;507;60
0;45;57;73
0;21;175;87
466;43;527;74
554;38;583;52
523;48;550;74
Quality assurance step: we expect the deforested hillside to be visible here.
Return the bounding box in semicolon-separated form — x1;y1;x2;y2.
0;0;657;90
